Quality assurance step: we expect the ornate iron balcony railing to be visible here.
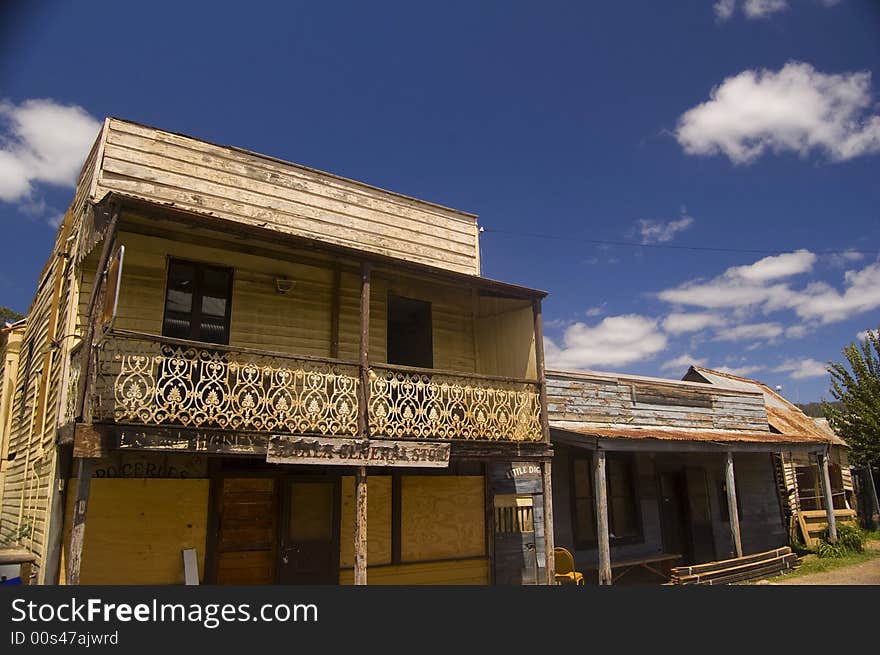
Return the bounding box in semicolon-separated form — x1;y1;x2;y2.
94;331;360;436
86;331;543;443
368;364;543;442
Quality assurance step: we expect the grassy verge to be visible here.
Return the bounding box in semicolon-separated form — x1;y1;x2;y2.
779;538;880;579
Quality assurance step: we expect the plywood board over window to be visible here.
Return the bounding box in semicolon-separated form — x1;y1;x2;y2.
63;478;209;585
400;476;485;562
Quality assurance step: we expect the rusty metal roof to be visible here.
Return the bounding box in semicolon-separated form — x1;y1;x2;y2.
551;423;834;445
687;366;847;447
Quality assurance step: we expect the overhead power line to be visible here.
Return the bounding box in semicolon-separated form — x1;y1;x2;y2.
480;227;880;257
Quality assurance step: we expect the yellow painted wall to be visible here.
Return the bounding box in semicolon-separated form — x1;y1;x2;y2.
63;478;209;585
109;224;500;375
475;298;536;380
338;557;489;585
338;474;487;584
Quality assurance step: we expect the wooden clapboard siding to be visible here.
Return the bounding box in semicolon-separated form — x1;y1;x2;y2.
546;371;769;432
0;219;75;582
474;298;536;379
0;326;24;514
339;476;393;568
400;476;485;562
111;229;335;357
832;447;853;492
61;478;209;585
109;226;487;373
92;119;480;276
728;453;787;556
338;557;490;585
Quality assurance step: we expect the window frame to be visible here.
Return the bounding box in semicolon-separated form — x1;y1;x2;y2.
569;452;644;550
386;293;433;369
161;257;234;345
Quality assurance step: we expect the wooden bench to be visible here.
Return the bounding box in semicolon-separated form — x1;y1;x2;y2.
584;553;682;583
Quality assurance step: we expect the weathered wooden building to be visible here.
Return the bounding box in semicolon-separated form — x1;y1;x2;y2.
682;366;856;547
548;368;838;584
0;118;555;585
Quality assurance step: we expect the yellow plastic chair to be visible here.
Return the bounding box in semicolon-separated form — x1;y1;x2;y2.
554;547;585;586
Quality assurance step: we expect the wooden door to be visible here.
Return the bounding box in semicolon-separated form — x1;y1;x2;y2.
214;477;278;584
279;480;339;584
684;467;716;564
658;471;691;563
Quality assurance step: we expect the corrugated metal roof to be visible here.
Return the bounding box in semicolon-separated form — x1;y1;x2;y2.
551;423;833;445
687;366;847;447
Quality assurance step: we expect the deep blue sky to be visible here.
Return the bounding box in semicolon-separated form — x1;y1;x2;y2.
2;1;879;401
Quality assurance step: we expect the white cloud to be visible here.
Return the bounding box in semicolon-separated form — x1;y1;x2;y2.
773;358;828;379
0;99;100;223
675;62;880;164
784;324;810;338
544;314;667;369
662;312;726;335
857;329;877;342
787;261;880;323
743;0;788;18
635;214;694;244
714;0;737;20
827;250;866;267
714;322;784;341
660;353;707;372
660;253;880;329
658;250;815;309
584;303;606;317
727;250;817;283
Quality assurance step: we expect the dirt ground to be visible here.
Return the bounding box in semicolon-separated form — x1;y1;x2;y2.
762;541;880;585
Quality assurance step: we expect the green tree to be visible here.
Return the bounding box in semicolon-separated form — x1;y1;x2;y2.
0;306;24;324
825;327;880;468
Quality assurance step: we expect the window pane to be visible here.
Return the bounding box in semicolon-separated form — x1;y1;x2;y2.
574;498;596;542
573;459;593;499
610;497;638;538
163;261;195;339
201;268;230;318
608;459;631;496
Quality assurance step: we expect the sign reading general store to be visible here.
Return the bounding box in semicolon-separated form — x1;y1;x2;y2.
267;435;451;467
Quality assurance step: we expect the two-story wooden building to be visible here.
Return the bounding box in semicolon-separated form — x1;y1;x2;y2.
0;118;555;585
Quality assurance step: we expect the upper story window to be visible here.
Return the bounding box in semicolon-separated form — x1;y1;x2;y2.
162;259;233;345
387;295;433;368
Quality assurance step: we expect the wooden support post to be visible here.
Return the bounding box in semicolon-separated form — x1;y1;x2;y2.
358;262;371;439
593;450;612;585
532;299;550;444
354;465;368;586
865;466;880;528
725;452;743;558
329;264;341;359
533;300;555;583
818;450;837;543
353;261;371;586
75;208;120;420
542;460;556;585
66;458;95;585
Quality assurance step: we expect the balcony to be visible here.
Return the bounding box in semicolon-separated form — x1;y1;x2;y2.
82;331;543;444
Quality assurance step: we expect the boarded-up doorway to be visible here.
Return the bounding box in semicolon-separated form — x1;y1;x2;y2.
213;477;278;584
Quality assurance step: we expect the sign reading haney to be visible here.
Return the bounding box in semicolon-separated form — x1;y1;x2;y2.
267;436;451;468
